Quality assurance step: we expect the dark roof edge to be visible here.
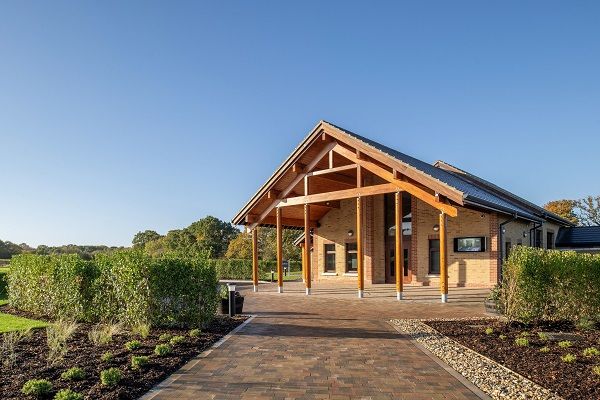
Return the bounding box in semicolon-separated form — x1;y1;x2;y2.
435;160;575;226
463;197;542;223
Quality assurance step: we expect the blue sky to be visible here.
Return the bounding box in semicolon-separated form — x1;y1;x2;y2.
1;1;599;246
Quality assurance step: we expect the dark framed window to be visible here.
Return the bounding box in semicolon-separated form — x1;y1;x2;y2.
345;242;357;273
429;239;440;275
534;229;542;248
505;241;512;260
454;237;486;252
324;243;336;272
546;232;554;249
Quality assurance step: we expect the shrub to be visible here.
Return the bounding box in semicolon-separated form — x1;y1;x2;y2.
169;335;185;346
577;317;595;331
519;331;530;337
132;323;150;339
125;340;141;351
159;333;172;342
1;330;30;368
558;340;572;348
100;368;122;386
499;246;600;324
561;353;577;363
88;323;123;346
54;389;84;400
593;365;600;376
7;251;218;328
583;347;600;357
21;379;53;396
189;328;201;338
484;327;493;335
8;254;95;320
537;332;549;342
499;334;507;340
540;346;550;353
515;337;529;347
154;344;171;356
101;352;113;362
131;355;149;369
61;366;85;380
47;320;78;366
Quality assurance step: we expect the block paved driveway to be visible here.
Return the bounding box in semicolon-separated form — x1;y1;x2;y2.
144;282;490;400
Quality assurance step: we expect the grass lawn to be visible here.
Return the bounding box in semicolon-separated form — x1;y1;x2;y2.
261;270;303;282
0;266;48;333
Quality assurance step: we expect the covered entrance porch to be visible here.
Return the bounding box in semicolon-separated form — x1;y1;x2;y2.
234;121;463;302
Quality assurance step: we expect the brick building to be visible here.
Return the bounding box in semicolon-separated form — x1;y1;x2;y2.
232;121;573;301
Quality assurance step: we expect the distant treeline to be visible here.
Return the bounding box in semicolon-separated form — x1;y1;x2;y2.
1;215;302;263
0;240;124;260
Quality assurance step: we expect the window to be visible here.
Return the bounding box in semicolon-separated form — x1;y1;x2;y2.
454;237;486;252
505;241;512;260
534;229;543;248
546;232;554;249
345;242;357;273
429;239;440;275
324;243;336;272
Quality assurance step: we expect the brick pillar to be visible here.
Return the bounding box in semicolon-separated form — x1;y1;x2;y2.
489;212;499;285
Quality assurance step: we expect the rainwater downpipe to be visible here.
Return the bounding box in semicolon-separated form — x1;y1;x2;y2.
498;214;518;284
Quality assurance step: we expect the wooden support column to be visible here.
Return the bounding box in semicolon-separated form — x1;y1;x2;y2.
252;228;259;292
395;192;403;300
276;207;283;293
304;204;311;295
357;196;364;298
300;242;306;283
439;212;448;302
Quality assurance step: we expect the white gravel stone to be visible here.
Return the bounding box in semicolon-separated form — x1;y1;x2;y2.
390;319;563;400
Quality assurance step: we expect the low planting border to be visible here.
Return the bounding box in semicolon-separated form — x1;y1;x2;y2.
390;318;561;400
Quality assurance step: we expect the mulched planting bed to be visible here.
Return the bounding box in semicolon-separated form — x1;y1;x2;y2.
0;305;246;400
426;319;600;400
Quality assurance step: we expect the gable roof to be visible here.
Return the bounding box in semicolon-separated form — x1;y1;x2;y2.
232;120;574;227
556;226;600;249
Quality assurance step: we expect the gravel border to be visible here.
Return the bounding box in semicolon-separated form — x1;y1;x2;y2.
390;318;563;400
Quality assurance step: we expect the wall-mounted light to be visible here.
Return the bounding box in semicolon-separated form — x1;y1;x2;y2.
433;224;440;232
523;231;528;238
347;230;354;237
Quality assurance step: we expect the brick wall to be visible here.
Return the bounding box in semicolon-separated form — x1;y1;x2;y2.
313;195;509;288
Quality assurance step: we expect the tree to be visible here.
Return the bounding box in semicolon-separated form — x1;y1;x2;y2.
576;195;600;226
224;227;302;261
543;200;579;225
132;230;162;248
224;232;253;259
187;216;239;258
0;240;23;259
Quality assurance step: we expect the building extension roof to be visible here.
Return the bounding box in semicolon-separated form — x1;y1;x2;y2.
555;226;600;249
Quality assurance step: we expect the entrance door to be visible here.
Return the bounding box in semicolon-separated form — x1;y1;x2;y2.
385;238;412;284
384;192;412;284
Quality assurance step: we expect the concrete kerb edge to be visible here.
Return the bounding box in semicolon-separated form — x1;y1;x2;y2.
140;315;256;400
387;320;492;400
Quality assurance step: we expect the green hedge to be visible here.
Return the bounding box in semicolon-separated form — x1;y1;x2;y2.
500;246;600;324
210;259;302;280
0;267;9;300
7;251;218;327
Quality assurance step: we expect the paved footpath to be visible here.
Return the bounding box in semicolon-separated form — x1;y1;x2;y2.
144;283;491;400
